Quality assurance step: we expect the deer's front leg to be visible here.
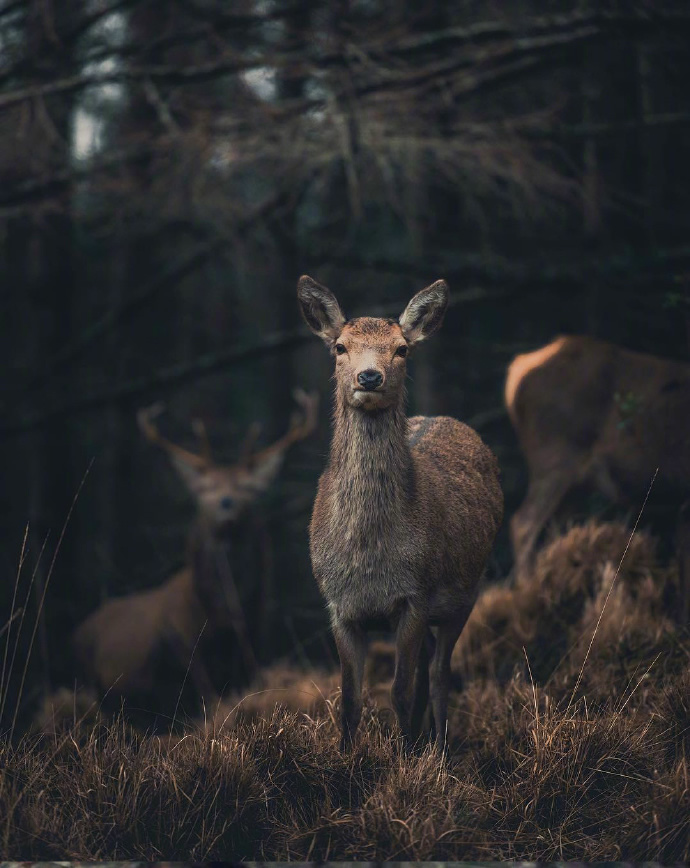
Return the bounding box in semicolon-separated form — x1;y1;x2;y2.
391;604;427;748
333;619;367;751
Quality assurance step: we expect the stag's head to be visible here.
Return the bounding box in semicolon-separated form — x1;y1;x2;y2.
297;275;449;412
137;389;318;529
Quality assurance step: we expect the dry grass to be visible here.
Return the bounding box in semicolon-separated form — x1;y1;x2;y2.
2;520;690;860
454;521;679;686
209;664;341;730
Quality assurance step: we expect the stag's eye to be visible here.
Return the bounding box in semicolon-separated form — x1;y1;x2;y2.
220;496;234;510
335;343;347;355
395;345;408;358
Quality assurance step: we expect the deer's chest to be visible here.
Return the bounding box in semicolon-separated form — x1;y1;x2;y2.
309;483;425;622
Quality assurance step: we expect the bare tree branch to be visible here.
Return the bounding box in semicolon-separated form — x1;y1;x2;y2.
3;9;690;113
0;144;154;208
6;190;291;409
362;8;690;59
0;285;509;437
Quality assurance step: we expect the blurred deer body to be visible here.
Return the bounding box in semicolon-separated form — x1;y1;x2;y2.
73;391;318;710
73;564;210;700
506;335;690;612
298;276;503;751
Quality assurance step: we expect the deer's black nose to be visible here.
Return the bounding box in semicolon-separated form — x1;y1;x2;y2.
357;369;383;391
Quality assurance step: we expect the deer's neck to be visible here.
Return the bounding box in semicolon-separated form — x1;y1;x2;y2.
327;396;412;525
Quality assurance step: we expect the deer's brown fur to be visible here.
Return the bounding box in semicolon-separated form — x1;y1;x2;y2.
73;391;318;711
298;275;503;750
506;335;690;616
72;562;212;700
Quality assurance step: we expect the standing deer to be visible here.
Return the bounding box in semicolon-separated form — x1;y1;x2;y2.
297;275;503;751
505;335;690;616
72;390;318;712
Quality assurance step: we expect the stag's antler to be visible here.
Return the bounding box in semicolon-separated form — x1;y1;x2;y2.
137;403;210;470
238;421;263;466
139;392;319;500
290;387;320;441
191;417;213;464
238;389;319;494
247;389;319;468
137;401;213;486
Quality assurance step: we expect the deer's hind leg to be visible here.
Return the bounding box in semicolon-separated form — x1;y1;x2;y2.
430;619;467;754
511;467;580;579
333;620;367;751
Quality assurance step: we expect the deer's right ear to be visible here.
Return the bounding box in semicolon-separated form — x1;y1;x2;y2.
297;275;346;345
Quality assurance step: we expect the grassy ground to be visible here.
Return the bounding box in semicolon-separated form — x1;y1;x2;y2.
2;521;689;860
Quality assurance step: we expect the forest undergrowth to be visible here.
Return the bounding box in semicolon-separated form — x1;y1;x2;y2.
2;521;690;861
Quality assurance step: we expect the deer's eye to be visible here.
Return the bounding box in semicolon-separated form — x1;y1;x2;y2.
335;343;346;355
395;345;408;358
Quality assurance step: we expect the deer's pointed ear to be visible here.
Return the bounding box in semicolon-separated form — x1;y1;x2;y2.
297;275;346;345
399;279;449;345
168;456;208;499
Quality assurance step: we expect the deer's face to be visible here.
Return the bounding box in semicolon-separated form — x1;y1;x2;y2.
173;463;259;527
333;318;409;411
139;390;317;532
297;275;449;413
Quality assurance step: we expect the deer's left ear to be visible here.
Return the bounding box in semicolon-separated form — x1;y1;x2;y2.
399;280;449;345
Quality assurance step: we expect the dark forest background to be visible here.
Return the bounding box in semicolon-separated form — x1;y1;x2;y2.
1;0;689;729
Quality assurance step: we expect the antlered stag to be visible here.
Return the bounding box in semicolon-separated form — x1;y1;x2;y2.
73;390;318;710
505;335;690;615
297;275;503;751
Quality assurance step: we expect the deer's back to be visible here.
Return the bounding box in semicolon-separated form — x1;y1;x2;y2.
605;345;690;490
408;415;502;499
73;569;202;692
507;335;690;493
408;416;503;596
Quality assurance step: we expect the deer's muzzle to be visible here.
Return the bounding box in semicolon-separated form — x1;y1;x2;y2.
357;369;384;391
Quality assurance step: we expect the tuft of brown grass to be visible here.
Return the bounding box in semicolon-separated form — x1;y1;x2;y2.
454;520;678;684
199;642;397;740
29;686;103;737
1;712;266;860
3;520;690;860
4;679;690;860
208;663;341;731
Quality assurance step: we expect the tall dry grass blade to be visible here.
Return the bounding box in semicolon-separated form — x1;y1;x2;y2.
0;608;23;642
0;529;49;728
0;524;28;705
170;618;208;734
32;548;51;695
1;680;116;856
9;459;94;742
566;468;658;713
612;652;662;723
523;645;539;725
